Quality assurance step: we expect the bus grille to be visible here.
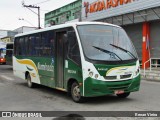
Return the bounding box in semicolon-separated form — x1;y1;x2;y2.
104;76;117;80
106;81;131;90
120;74;132;79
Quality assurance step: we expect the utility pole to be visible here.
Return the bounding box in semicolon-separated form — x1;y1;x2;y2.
22;2;41;29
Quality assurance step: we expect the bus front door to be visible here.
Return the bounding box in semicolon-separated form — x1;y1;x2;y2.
55;31;66;88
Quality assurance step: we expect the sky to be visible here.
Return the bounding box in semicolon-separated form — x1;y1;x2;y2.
0;0;77;30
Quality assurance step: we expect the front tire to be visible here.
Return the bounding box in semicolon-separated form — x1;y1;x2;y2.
26;74;35;88
71;82;85;103
116;92;130;98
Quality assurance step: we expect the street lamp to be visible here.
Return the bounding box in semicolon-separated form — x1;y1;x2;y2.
22;1;41;29
19;18;35;27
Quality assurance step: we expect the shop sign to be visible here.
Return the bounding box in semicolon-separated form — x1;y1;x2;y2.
84;0;135;17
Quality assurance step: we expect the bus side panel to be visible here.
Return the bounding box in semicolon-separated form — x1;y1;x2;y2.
13;56;26;80
64;59;83;94
36;57;55;88
13;56;41;84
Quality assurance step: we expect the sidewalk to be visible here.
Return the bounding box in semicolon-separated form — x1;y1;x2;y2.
140;68;160;82
141;77;160;82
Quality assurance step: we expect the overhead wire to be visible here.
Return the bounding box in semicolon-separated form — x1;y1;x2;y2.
29;0;52;13
40;9;50;12
33;0;52;5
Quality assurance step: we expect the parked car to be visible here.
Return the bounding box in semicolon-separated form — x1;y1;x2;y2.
0;56;6;64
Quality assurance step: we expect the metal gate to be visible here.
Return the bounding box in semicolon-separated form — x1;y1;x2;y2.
123;23;143;61
150;21;160;58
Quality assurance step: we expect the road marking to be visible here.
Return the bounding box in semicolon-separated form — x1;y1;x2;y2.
0;75;14;81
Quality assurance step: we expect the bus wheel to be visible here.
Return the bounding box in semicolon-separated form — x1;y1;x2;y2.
71;82;84;103
26;74;35;88
116;92;130;98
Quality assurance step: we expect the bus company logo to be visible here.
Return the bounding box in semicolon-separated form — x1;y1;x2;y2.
98;68;108;71
84;0;135;17
37;62;54;72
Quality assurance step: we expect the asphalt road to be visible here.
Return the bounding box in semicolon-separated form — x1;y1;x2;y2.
0;65;160;120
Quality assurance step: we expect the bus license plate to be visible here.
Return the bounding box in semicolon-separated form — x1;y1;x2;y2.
114;90;124;94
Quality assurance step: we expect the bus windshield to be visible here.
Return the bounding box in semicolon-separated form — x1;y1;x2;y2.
77;25;138;62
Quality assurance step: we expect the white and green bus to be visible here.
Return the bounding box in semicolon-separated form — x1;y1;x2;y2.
13;22;141;102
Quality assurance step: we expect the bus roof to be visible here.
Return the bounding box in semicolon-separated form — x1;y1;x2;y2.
15;21;121;37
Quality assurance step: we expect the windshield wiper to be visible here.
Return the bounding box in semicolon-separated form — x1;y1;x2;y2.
92;46;122;61
110;44;136;59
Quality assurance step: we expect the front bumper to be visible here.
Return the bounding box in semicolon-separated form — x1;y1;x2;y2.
84;74;141;97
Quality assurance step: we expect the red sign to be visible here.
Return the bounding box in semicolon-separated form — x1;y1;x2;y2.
84;0;135;17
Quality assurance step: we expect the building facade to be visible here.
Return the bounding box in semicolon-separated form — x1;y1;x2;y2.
0;30;8;39
0;30;18;43
1;37;13;43
44;0;160;68
13;26;37;34
82;0;160;68
45;0;82;27
0;26;37;43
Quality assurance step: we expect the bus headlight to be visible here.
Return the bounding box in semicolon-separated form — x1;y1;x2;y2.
89;72;93;77
134;68;140;76
95;74;99;79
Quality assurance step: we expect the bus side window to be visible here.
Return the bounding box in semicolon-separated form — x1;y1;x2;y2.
40;31;53;56
19;38;24;55
24;36;29;56
15;38;21;56
67;31;81;66
14;38;18;55
48;31;55;56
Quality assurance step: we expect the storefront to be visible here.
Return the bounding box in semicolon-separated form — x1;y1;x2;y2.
81;0;160;68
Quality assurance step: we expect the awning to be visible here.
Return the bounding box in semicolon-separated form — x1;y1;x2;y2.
98;6;160;26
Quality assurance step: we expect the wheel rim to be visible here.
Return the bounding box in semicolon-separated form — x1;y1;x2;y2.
72;84;81;100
